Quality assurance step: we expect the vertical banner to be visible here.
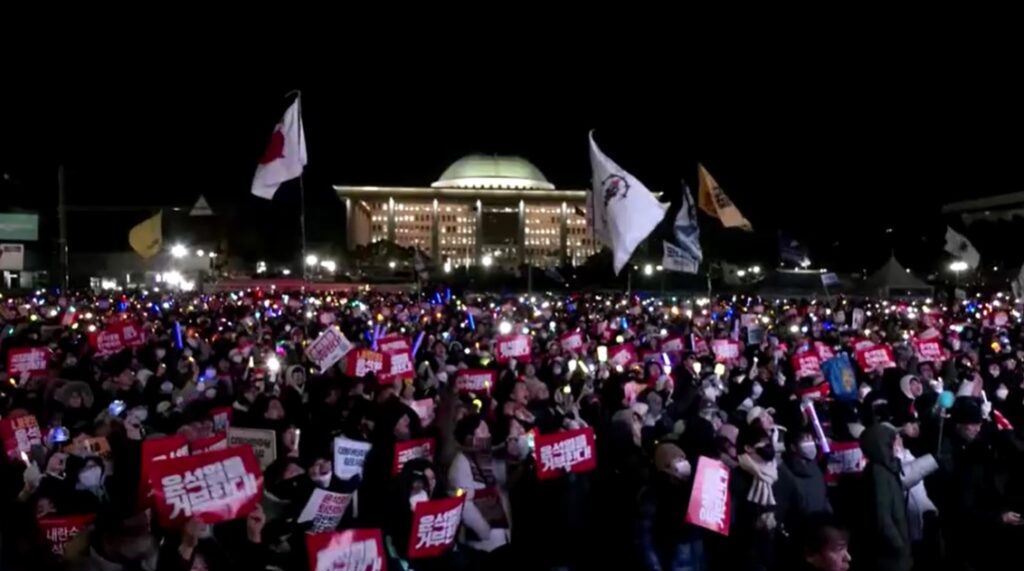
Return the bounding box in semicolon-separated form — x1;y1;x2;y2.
684;457;731;536
407;496;465;559
533;427;597;480
0;414;42;460
305;528;385;571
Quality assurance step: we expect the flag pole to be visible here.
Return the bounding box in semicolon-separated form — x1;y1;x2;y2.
291;90;309;283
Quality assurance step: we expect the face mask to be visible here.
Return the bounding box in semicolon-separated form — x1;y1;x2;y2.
989;368;1001;378
799;441;818;461
409;490;429;509
751;382;764;400
204;388;217;399
65;356;78;367
160;381;174;394
231;354;243;364
79;466;103;488
755;445;775;462
552;366;563;376
312;473;332;488
155;349;166;360
996;385;1010;400
673;459;692;479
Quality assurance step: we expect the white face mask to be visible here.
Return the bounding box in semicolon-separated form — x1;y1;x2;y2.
231;354;243;364
78;466;103;488
312;473;332;488
799;441;818;461
409;490;429;509
160;381;174;394
204;388;217;399
996;385;1010;401
673;459;692;479
552;366;563;376
155;349;167;360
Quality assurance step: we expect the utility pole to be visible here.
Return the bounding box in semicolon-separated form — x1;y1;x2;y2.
57;165;69;291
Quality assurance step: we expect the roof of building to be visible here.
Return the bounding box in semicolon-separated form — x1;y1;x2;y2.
431;155;555;190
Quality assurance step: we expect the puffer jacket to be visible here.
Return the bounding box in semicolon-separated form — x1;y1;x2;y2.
860;423;912;571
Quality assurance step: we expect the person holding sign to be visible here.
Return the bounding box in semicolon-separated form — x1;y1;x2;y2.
636;443;706;571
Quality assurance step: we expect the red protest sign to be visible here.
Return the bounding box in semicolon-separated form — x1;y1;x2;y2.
684;457;731;536
6;347;49;377
661;336;685;354
89;327;124;355
139;434;190;507
39;514;95;557
1;414;42;460
559;330;584;353
533;427;597;480
150;445;263;528
407;496;465;559
305;528;384;571
855;344;896;372
814;342;835;362
791;350;822;379
824;440;866;484
495;334;531;363
455;369;495;395
209;406;232;434
710;339;741;363
913;338;945;363
377;334;410;353
116;321;146;348
393;437;435;476
379;349;414;383
345;349;385;378
607;344;638;368
190;434;228;455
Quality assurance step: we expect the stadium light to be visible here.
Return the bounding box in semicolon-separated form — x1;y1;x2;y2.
170;244;188;258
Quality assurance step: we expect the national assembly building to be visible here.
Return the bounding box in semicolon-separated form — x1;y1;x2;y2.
335;155;597;269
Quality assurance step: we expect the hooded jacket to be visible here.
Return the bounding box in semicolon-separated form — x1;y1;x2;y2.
859;423;912;571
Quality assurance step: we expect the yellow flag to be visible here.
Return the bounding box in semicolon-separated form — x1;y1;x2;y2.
129;211;162;258
698;164;752;231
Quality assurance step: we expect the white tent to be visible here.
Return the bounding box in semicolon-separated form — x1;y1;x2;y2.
863;256;933;299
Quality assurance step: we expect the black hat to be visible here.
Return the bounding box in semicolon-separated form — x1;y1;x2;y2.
951;397;984;425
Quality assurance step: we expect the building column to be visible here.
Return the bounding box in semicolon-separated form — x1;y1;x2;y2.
518;200;526;267
474;199;483;265
560;201;569;267
345;198;354;251
431;199;440;262
387;197;396;243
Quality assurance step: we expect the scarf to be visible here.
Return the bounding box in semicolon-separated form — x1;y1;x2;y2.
738;452;778;507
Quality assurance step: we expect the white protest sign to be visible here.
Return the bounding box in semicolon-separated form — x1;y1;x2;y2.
305;327;353;373
227;427;277;471
298;488;353;533
333;436;372;480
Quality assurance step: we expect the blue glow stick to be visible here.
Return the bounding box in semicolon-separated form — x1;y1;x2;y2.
174;322;183;349
411;331;426;356
467;312;476;331
434;292;442;305
445;288;451;303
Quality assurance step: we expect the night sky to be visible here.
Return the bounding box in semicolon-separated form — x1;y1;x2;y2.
3;42;1024;273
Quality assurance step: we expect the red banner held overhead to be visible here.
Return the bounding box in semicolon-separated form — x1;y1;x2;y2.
913;338;945;363
559;330;584;353
454;369;495;395
379;349;414;383
533;427;597;480
377;334;410;353
7;347;49;377
407;496;465;559
345;349;385;378
710;339;741;363
855;344;896;372
495;334;531;363
791;350;822;379
149;445;263;528
1;414;42;460
607;344;638;369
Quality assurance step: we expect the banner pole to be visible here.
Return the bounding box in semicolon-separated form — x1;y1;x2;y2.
293;91;308;284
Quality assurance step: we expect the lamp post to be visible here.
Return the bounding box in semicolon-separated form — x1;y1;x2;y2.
949;260;968;287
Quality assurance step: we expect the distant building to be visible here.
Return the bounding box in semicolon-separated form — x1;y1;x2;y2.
335;155;597;268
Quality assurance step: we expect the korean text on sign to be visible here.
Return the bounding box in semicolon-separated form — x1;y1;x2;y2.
333;436;372;480
1;414;42;460
306;528;385;571
684;457;731;536
39;514;96;557
495;334;531;363
305;328;353;372
7;347;49;376
455;369;495;395
393;437;435;475
150;445;263;527
533;427;597;480
407;496;465;559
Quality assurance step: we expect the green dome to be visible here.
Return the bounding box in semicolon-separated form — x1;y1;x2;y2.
431;154;555;190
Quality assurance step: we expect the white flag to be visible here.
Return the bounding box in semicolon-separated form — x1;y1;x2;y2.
251;98;307;199
1013;265;1024;299
589;132;668;274
662;241;698;273
944;226;980;269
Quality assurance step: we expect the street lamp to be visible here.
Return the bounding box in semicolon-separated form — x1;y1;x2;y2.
643;264;654;276
170;244;188;258
949;260;968;272
737;269;747;278
388;260;396;269
482;255;493;268
196;249;205;257
751;265;761;274
305;254;319;267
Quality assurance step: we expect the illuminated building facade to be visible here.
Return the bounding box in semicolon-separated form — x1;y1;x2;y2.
336;155;597;268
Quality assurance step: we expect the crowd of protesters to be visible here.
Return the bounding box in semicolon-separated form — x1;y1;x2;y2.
0;286;1021;571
